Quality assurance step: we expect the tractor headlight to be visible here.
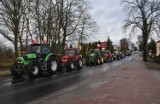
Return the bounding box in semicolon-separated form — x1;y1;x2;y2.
17;60;22;64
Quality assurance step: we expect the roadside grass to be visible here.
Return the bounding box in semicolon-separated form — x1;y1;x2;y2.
0;70;11;78
145;57;160;70
0;59;13;77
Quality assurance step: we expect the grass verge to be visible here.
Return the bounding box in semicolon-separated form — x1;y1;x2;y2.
0;60;12;78
145;57;160;70
0;70;11;78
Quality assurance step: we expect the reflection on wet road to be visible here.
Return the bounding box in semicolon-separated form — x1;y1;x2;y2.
0;55;136;104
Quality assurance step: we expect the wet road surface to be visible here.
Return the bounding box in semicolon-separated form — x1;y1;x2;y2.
0;55;136;104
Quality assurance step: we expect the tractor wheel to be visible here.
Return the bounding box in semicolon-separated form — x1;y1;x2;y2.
111;57;113;62
10;64;22;77
96;58;100;65
109;58;111;62
77;58;83;70
47;57;58;75
100;57;104;64
26;62;40;78
66;60;74;71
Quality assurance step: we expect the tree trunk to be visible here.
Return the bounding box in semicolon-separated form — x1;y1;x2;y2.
14;34;18;60
62;30;66;55
142;32;149;61
143;41;147;61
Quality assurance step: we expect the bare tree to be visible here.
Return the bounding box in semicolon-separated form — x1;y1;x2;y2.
0;0;29;58
122;0;160;61
136;35;143;51
120;38;129;53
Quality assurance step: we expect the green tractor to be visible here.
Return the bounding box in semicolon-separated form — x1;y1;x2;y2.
10;44;58;78
86;49;104;65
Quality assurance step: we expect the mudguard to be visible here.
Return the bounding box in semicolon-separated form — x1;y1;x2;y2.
75;55;82;61
45;53;56;61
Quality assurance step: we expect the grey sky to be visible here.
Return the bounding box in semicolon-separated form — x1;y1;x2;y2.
89;0;132;45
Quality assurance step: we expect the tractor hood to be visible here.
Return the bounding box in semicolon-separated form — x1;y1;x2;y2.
88;53;96;57
17;54;36;65
62;55;72;64
24;54;36;59
62;55;72;59
17;56;30;65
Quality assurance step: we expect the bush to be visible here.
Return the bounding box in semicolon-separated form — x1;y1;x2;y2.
153;56;160;63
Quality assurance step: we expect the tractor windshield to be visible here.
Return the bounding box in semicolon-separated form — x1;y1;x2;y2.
65;50;75;57
29;45;41;54
93;49;100;53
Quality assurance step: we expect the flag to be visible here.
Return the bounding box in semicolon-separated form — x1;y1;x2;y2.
31;39;36;44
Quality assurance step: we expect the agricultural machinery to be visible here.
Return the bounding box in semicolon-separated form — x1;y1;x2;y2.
61;48;83;71
103;50;113;62
10;44;58;78
86;49;104;65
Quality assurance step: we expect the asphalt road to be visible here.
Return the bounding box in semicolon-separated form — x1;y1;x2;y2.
0;55;136;104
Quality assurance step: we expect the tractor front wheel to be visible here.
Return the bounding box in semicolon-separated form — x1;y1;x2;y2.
26;62;40;78
66;60;74;71
10;64;22;77
100;57;104;64
96;58;100;65
47;57;58;75
77;59;83;70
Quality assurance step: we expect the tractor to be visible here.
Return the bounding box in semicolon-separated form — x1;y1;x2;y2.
86;49;104;65
10;44;58;78
61;48;83;71
103;50;113;62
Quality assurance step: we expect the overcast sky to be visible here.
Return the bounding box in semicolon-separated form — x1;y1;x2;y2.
89;0;134;45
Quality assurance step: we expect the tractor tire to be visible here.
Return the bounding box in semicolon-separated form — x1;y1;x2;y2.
10;64;22;77
96;58;100;65
77;58;83;70
111;57;113;62
110;58;112;62
66;60;74;71
47;57;58;75
26;62;41;78
100;57;104;64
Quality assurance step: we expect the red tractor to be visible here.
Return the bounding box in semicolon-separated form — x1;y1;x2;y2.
103;50;113;62
61;48;83;71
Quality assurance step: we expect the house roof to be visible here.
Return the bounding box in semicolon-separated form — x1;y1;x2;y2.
100;42;107;48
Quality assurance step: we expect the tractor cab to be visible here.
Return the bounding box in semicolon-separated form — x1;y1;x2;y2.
64;48;79;58
28;44;51;54
26;44;51;60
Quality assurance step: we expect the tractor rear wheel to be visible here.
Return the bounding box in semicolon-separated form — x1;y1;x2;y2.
26;62;40;78
47;57;58;75
10;64;22;77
